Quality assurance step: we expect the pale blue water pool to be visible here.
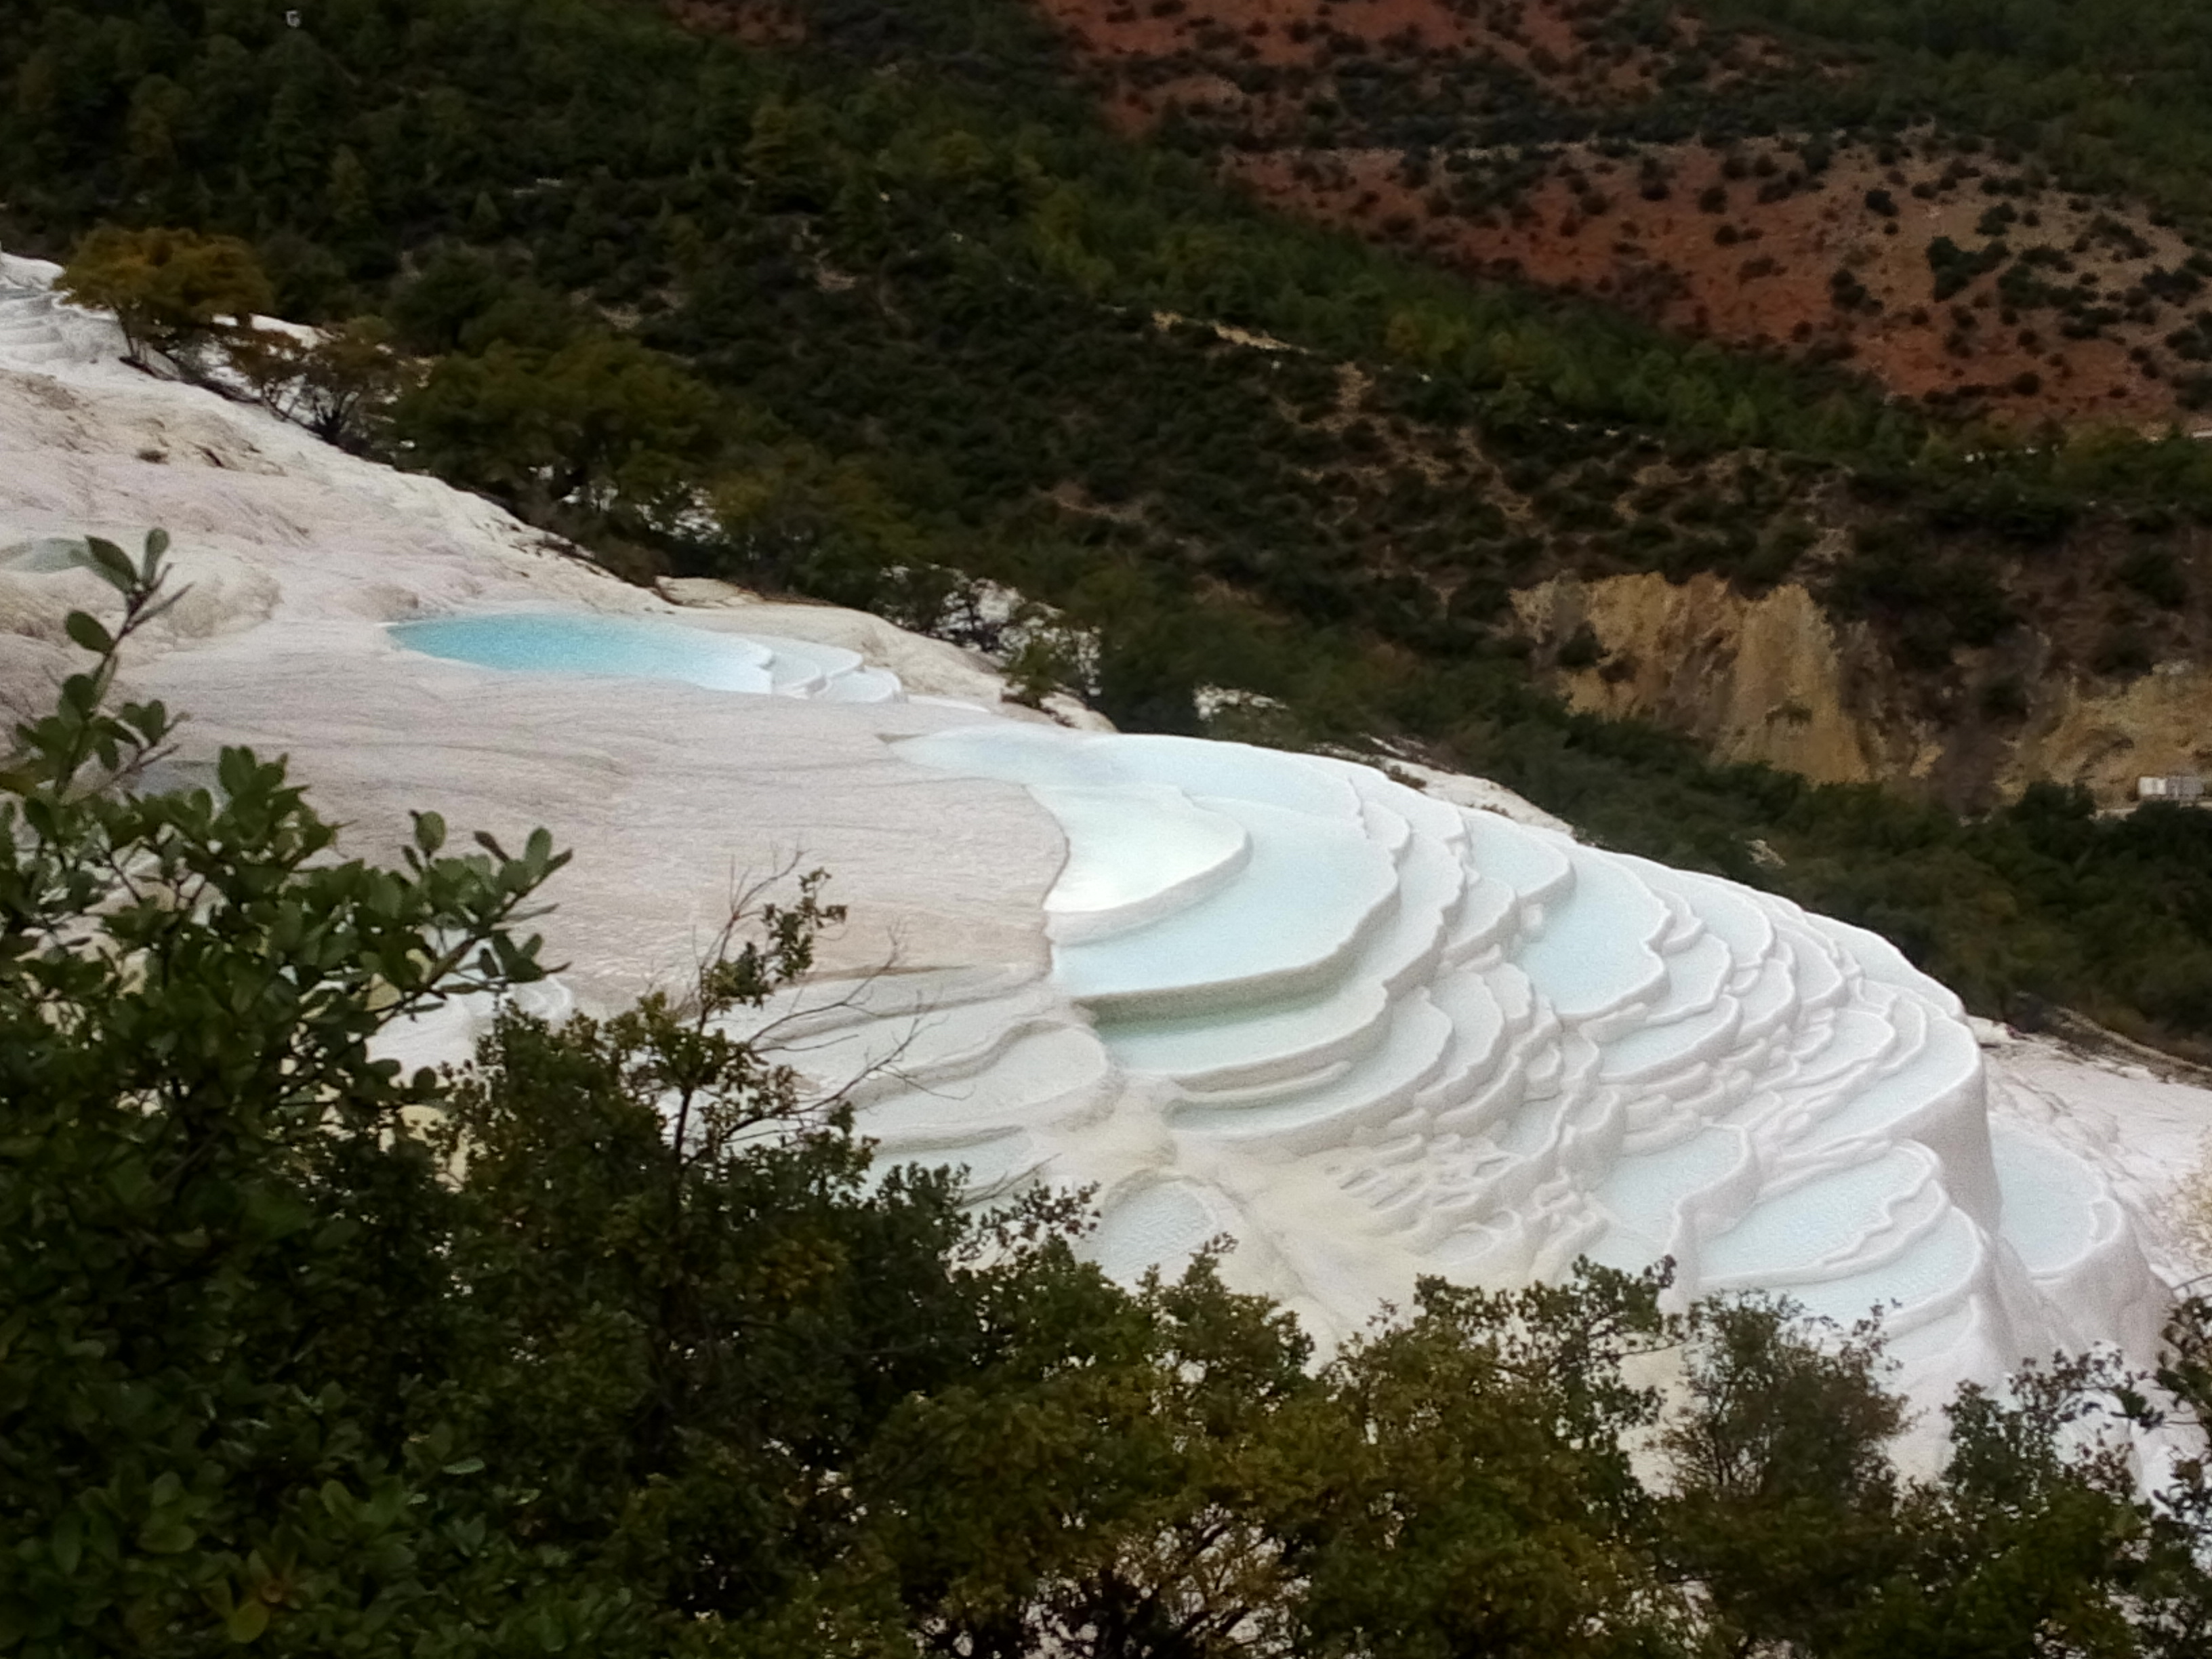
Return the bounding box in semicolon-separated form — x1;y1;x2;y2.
390;612;778;693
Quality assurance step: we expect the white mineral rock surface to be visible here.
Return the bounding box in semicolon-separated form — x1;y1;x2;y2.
4;254;2205;1412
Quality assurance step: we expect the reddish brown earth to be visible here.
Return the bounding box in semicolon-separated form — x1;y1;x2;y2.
1227;140;2194;426
1041;0;1769;117
1032;0;2209;430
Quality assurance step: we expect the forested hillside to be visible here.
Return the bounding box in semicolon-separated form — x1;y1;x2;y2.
1708;0;2212;220
9;0;2212;1051
1046;0;2212;426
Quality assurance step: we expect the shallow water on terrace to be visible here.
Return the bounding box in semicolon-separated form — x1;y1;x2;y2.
1516;850;1668;1021
1700;1151;1923;1279
1990;1130;2100;1274
1050;796;1395;1008
1782;1209;1981;1328
390;612;777;693
1595;1127;1742;1246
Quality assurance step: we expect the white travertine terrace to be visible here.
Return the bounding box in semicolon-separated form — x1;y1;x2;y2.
0;252;2189;1415
764;720;2171;1402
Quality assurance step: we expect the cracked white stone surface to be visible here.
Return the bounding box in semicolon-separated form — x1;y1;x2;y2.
2;253;2201;1414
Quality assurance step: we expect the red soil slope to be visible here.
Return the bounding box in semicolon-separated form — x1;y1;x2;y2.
1036;0;2207;430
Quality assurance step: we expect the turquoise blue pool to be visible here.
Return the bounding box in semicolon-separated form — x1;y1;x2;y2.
390;611;907;702
390;613;779;693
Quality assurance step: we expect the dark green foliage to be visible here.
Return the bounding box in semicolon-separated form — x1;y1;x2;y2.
1927;476;2078;547
2118;544;2190;609
1293;1271;1687;1659
2094;626;2156;678
1826;523;2014;660
1092;626;1208;735
1555;620;1605;669
1659;1300;1906;1655
393;335;718;522
1980;674;2030;720
1927;234;2008;303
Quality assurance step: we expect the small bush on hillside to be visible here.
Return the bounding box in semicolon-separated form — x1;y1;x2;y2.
2093;626;2156;677
2118;545;2190;609
58;225;273;368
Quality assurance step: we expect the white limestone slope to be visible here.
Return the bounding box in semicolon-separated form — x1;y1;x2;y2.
0;253;2184;1412
785;724;2165;1399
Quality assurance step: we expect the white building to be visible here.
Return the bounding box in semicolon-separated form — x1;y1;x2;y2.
2138;775;2206;802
